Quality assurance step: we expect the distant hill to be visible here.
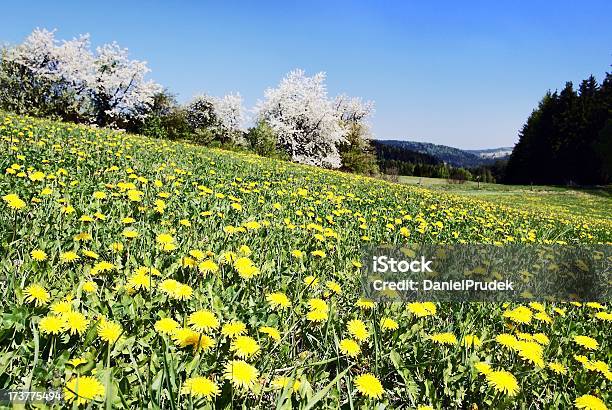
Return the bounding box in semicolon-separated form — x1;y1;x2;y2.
375;140;509;168
370;140;440;165
466;147;513;160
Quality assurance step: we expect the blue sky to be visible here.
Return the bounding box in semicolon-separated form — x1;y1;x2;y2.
1;1;610;149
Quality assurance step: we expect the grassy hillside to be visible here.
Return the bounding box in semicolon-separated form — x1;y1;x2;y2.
0;113;610;408
398;175;612;221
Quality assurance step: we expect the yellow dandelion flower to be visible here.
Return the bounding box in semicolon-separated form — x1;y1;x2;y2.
266;292;291;309
67;357;88;367
64;376;105;405
429;332;458;346
74;232;92;241
475;361;492;375
574;394;607;410
122;229;139;239
172;328;214;351
224;360;259;391
534;311;552;324
573;335;599;350
61;311;89;335
126;189;144;201
515;341;544;367
189;249;206;260
347;319;369;342
160;279;179;295
503;305;532;324
234;257;260;279
259;326;281;342
154;318;179;334
311;250;326;258
585;302;604;310
304;275;319;287
181;376;220;400
156;232;175;245
28;171;45;182
39;315;65;335
291;249;304;259
2;193;26;210
380;317;399;331
407;302;437;317
97;320;122;344
339;339;361;357
60;251;80;263
485;370;520;397
23;284;50;306
198;259;219;275
574;355;589;365
529;301;545;312
230;335;261;358
495;333;519;349
308;298;328;312
159;242;177;252
244;220;260;230
126;271;152;291
30;249;47;261
221;321;247;338
160;279;193;300
356;298;375;310
532;333;550;345
79;215;94;223
354;373;384;399
82;281;97;293
50;300;72;315
188;310;219;333
82;250;99;259
110;242;124;252
594;311;612;321
306;309;328;322
548;362;567;375
326;281;342;295
91;261;115;275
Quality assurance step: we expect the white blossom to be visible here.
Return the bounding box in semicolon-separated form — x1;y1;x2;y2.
334;94;374;124
92;42;161;122
255;69;347;168
186;92;245;144
5;28;161;125
213;92;245;134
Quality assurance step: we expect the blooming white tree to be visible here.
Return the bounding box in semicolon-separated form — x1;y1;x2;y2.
186;94;217;129
334;94;374;125
185;92;245;144
334;93;375;146
255;69;347;168
333;94;378;174
2;28;161;126
91;42;161;125
213;93;245;136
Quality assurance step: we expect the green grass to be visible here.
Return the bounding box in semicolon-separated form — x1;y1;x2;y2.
1;113;610;409
398;175;612;221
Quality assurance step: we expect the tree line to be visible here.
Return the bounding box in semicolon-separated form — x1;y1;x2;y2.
505;72;611;185
0;29;380;174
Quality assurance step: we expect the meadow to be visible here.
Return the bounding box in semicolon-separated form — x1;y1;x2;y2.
398;175;612;222
0;113;610;409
